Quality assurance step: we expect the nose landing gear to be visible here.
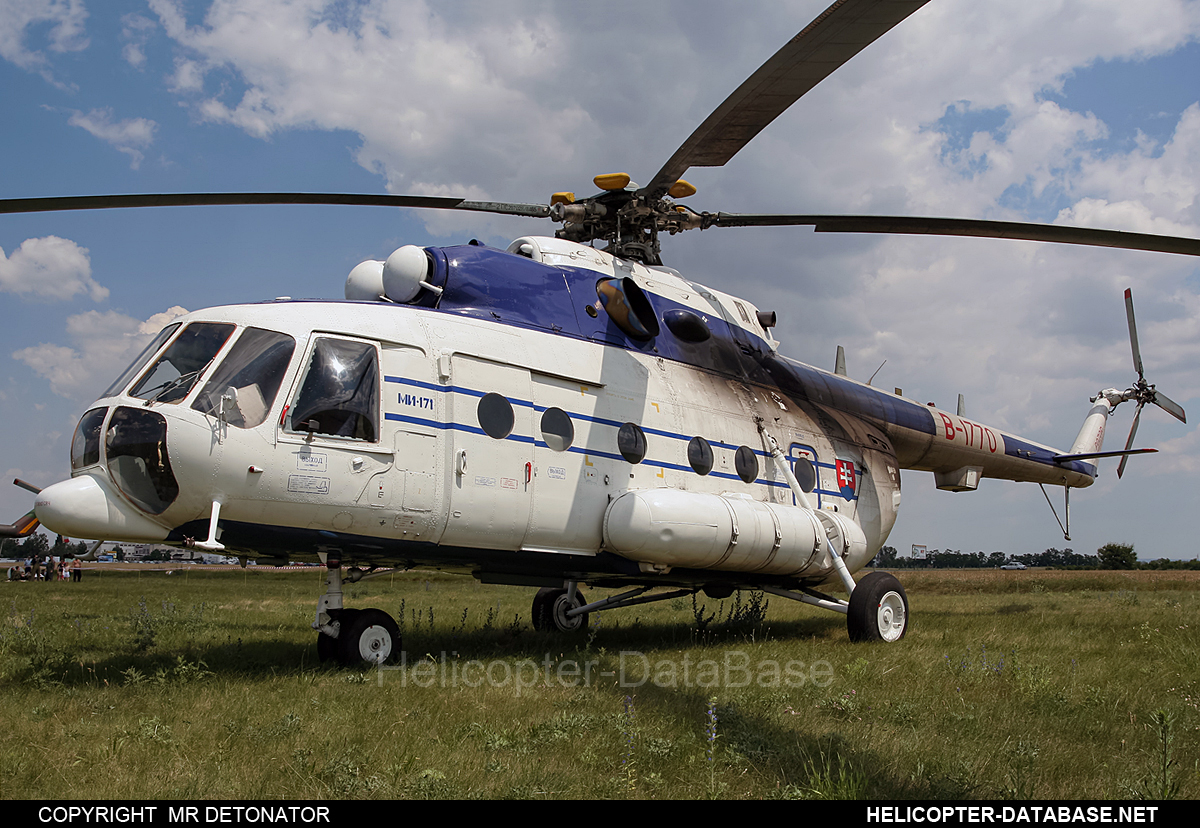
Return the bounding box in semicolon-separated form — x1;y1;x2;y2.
314;558;403;666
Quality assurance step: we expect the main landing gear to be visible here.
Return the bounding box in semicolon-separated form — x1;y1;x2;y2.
314;557;402;666
846;572;908;642
531;584;590;633
528;572;909;643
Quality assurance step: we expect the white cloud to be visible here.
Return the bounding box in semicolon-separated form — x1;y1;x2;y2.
0;0;88;83
1148;426;1200;475
121;14;158;68
13;306;190;400
147;0;597;199
66;108;159;169
0;236;108;302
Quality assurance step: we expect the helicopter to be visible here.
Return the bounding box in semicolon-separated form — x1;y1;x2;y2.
1;0;1196;665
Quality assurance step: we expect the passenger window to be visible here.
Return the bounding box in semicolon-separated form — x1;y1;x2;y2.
794;456;817;493
478;393;515;439
688;436;713;475
540;408;574;451
289;338;379;441
735;445;759;483
618;423;647;464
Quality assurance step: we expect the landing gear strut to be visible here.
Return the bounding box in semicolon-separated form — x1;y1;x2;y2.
313;557;402;666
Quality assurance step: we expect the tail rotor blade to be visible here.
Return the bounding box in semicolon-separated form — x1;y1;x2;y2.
1150;388;1187;424
1117;402;1144;479
1125;288;1145;379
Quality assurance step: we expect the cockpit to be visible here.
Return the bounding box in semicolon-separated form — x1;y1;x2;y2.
67;319;380;523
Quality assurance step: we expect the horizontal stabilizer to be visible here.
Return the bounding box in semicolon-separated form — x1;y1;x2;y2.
1054;448;1157;462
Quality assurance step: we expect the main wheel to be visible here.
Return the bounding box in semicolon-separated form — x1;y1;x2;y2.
337;608;401;666
317;608;358;663
847;572;908;642
531;587;589;633
531;587;556;631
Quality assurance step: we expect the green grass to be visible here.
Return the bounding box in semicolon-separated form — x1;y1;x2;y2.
1;566;1197;799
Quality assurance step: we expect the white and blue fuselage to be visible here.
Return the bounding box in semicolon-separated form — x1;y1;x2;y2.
35;235;1097;591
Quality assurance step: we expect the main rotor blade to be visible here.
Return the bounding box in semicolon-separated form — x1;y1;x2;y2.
642;0;931;198
1117;402;1144;479
705;213;1200;257
1151;388;1187;424
1125;288;1145;378
0;193;551;219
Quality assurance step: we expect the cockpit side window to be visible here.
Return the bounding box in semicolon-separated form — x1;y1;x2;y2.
288;338;379;441
129;322;235;404
192;328;296;428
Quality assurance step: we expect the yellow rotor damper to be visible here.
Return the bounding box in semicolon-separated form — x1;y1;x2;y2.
593;173;631;191
668;179;697;199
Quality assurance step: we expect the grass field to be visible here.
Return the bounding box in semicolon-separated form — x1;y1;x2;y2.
1;565;1197;799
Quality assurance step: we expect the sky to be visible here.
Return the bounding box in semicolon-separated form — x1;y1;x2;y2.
1;0;1199;562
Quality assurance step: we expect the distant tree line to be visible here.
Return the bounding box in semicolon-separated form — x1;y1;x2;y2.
1;533;88;559
870;542;1200;570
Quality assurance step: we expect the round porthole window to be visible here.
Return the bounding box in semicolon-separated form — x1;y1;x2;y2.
735;445;759;484
477;393;514;439
794;456;817;493
617;422;647;464
540;407;574;452
688;436;714;475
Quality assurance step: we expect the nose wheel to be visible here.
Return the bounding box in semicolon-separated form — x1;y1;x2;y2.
313;559;402;666
339;608;401;665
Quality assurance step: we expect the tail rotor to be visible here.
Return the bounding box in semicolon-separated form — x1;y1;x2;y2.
1116;289;1186;478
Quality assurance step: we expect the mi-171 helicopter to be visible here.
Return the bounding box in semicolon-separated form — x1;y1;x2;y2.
2;0;1195;666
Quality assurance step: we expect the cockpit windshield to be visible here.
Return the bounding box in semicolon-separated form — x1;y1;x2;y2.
129;322;235;404
101;323;181;399
192;327;296;428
